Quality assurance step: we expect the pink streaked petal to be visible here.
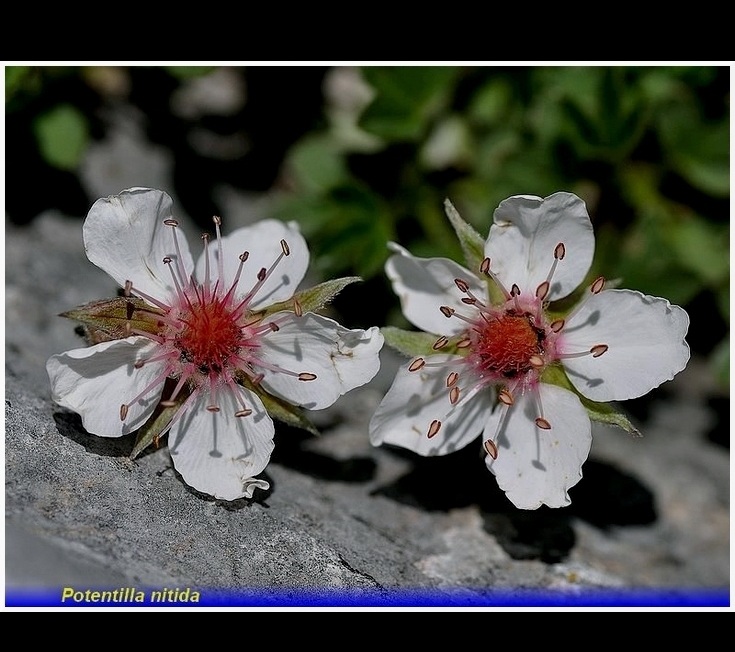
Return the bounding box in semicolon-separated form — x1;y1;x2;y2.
84;187;194;302
199;219;309;310
485;192;594;301
562;289;691;402
368;354;495;456
386;242;487;336
168;387;274;501
485;383;591;509
46;337;166;437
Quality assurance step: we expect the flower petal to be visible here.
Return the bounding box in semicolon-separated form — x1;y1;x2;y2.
198;219;309;310
369;354;494;456
485;383;591;509
168;387;274;501
486;192;594;300
561;289;690;401
46;338;166;437
257;312;383;410
83;188;194;301
385;242;486;336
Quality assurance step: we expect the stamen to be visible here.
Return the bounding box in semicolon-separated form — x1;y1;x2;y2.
484;439;498;460
534;389;551;430
164;218;189;292
591;344;609;357
498;388;514;406
298;372;317;381
212;216;224;285
427;419;442;439
535;281;550;301
480;257;512;300
440;306;455;318
535;417;552;430
206;405;220;413
550;318;565;333
235;409;253;418
562;276;607;324
408;358;426;372
120;404;128;421
280;239;290;256
454;278;470;293
446;371;459;387
433;336;449;350
449;386;460;405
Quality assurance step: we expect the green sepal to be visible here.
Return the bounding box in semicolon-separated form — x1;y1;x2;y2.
61;297;163;344
130;401;183;460
541;364;642;437
381;326;461;359
263;276;362;317
443;198;486;275
236;372;320;436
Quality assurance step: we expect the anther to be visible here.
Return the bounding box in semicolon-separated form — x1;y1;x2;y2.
550;319;565;333
440;306;455;318
119;404;128;421
535;417;552;430
293;298;303;317
134;360;145;369
591;276;605;294
480;257;492;275
427;419;442;439
163;219;179;227
408;358;426;372
124;280;132;297
235;409;253;418
455;278;470;293
433;336;449;350
269;322;280;332
461;297;477;305
162;256;172;264
160;400;178;407
456;338;472;348
446;371;459;387
239;252;249;262
498;389;514;406
529;355;545;368
449;386;460;405
536;281;550;301
280;239;290;256
257;267;267;281
298;373;317;381
206;405;220;413
212;215;221;226
511;284;521;297
591;344;609;357
554;242;565;260
251;373;264;386
484;439;498;460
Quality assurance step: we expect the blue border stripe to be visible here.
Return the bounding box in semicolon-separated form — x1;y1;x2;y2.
5;587;730;608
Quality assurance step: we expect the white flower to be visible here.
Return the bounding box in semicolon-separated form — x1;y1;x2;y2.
369;192;690;510
47;188;384;501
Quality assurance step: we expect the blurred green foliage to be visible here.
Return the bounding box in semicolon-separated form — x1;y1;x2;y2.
4;65;729;388
271;65;729;388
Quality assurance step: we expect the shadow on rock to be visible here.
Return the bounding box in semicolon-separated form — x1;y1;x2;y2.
53;411;136;458
271;425;377;483
371;444;659;564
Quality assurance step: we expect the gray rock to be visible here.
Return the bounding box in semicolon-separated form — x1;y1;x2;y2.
5;209;729;609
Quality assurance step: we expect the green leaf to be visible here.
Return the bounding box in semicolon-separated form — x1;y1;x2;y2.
541;364;642;437
381;326;444;358
264;277;362;316
33;103;89;171
130;402;182;460
61;297;163;344
443;198;485;274
242;377;319;436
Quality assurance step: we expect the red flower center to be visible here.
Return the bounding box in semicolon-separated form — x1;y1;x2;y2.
472;312;542;377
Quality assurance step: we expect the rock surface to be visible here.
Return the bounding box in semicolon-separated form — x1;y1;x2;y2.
4;100;730;610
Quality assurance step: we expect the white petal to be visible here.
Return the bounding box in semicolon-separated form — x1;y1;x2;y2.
257;313;383;410
486;192;594;300
46;338;166;437
168;387;274;501
485;383;591;509
83;188;194;302
369;354;494;456
385;242;486;336
197;219;309;310
561;289;691;402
